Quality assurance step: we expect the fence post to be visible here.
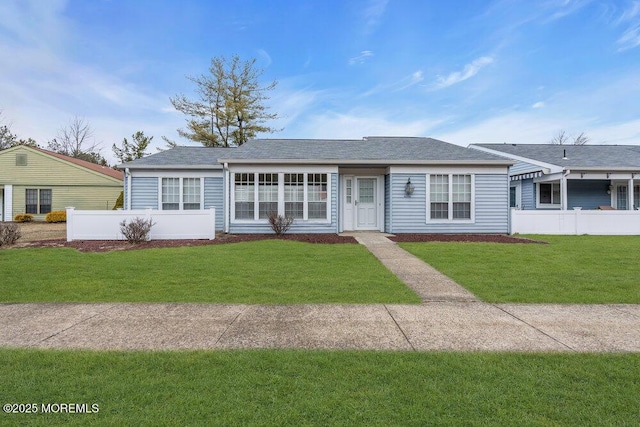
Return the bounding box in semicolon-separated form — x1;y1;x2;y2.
209;207;216;240
573;207;582;235
65;207;75;242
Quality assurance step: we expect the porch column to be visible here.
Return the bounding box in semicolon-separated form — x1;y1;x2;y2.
629;178;635;210
561;172;569;210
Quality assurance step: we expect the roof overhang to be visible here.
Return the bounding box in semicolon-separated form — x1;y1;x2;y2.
117;164;223;170
217;159;513;166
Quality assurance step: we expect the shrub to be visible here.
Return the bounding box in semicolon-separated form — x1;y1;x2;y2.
112;191;124;210
120;217;155;244
268;212;294;236
45;210;67;223
13;214;34;223
0;223;21;246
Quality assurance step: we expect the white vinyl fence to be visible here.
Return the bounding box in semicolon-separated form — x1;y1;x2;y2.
510;208;640;235
66;207;215;241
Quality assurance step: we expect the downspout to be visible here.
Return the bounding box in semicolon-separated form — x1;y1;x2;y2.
223;162;230;233
561;169;570;210
125;168;131;210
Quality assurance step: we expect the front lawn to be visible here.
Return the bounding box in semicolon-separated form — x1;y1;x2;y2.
0;241;419;304
399;235;640;303
1;349;638;426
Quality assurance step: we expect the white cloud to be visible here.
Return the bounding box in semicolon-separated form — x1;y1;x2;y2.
430;56;494;90
361;70;424;96
532;101;545;108
348;50;374;65
362;0;389;34
615;1;640;51
257;49;273;67
544;0;593;22
293;110;444;140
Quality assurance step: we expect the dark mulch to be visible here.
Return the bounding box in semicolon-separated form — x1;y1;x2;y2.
389;234;546;244
9;233;545;253
13;234;359;253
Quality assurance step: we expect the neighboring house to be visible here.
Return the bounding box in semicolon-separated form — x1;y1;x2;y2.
0;145;124;221
121;137;513;234
470;144;640;211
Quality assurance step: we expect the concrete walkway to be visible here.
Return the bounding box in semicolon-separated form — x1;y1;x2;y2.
1;302;639;352
346;232;477;302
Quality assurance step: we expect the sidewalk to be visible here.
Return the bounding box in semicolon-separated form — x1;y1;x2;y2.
1;302;639;352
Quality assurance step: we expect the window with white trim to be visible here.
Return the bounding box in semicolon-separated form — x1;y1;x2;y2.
233;172;330;221
428;174;473;221
161;178;180;210
538;182;560;207
284;173;304;219
635;185;639;210
182;178;201;210
234;173;255;219
258;173;278;219
161;177;202;210
308;173;327;219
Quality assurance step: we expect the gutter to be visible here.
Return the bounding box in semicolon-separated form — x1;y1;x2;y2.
223;162;230;233
125;168;132;210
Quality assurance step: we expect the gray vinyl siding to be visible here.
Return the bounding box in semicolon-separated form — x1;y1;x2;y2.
204;177;224;230
521;179;536;210
510;160;543;176
567;180;610;210
229;173;338;234
384;174;391;233
389;173;509;234
130;177;158;209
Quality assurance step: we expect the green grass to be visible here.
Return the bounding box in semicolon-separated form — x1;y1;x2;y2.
399;235;640;303
0;349;638;426
0;241;419;304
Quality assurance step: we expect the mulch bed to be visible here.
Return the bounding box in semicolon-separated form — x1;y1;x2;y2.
10;233;544;253
389;234;546;244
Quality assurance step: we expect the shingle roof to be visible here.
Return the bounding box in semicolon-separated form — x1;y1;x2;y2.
473;144;640;169
218;137;511;164
118;146;232;169
35;147;124;180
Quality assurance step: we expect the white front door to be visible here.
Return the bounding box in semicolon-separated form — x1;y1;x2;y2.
356;178;377;229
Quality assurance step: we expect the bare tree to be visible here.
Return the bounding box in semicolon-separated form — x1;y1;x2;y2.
170;55;280;147
0;111;38;150
47;116;106;164
549;130;590;145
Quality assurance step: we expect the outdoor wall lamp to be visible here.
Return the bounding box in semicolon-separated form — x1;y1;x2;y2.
608;184;613;195
405;178;415;195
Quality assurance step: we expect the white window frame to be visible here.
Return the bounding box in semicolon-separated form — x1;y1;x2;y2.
426;174;475;223
510;181;522;209
231;172;331;223
158;177;204;211
536;182;561;209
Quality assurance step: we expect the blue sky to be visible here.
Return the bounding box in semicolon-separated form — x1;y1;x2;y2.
1;0;639;164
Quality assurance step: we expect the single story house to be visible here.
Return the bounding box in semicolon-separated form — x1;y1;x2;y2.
470;144;640;211
120;137;513;234
0;145;124;221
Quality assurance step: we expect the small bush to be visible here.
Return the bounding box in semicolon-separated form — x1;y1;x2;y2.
268;212;294;236
45;210;66;223
0;223;21;246
112;191;124;210
120;217;155;244
14;214;34;223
